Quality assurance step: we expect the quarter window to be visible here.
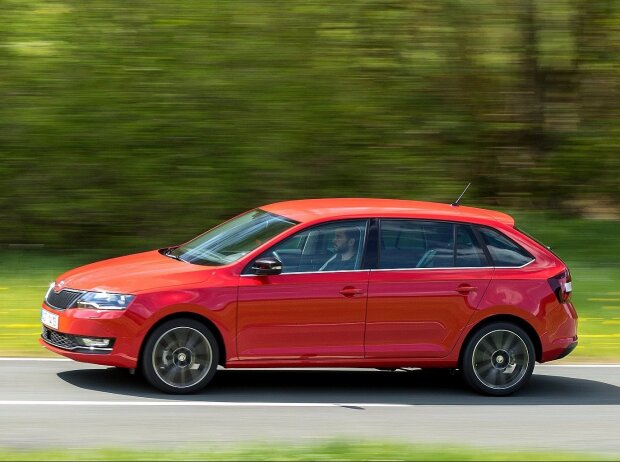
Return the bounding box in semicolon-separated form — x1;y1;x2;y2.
477;227;534;267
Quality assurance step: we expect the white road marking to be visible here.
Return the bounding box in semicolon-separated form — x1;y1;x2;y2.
539;364;620;367
1;357;620;367
0;400;409;408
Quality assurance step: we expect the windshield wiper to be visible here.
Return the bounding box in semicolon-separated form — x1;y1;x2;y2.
163;248;187;263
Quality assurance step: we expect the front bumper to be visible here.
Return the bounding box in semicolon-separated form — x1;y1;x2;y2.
40;304;142;368
39;337;137;368
41;326;114;354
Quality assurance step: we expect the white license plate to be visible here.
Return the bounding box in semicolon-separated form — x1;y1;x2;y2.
41;309;59;330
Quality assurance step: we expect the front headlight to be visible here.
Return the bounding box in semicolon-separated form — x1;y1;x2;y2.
75;291;135;310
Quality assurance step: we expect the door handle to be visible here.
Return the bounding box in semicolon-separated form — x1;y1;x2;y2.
456;284;477;295
340;287;364;297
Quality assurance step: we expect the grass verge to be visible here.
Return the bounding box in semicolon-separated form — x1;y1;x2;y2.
0;441;614;461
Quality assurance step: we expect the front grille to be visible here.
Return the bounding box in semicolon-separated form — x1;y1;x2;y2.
45;289;85;310
41;327;79;350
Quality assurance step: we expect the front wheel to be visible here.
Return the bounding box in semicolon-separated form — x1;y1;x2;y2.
142;318;219;394
461;322;535;396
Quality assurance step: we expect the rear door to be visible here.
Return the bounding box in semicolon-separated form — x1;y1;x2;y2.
365;219;493;358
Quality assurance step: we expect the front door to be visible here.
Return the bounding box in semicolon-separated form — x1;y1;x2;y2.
237;219;369;360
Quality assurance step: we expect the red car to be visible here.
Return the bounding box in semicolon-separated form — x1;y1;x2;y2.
40;199;578;396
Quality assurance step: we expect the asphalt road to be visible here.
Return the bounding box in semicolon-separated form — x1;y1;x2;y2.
1;359;620;455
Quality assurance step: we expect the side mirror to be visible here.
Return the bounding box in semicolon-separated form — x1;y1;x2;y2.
251;257;283;276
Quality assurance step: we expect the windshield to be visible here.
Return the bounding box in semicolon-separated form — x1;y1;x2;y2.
169;209;298;266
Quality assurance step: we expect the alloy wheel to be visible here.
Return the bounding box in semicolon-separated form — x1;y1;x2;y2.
151;326;213;389
472;329;529;390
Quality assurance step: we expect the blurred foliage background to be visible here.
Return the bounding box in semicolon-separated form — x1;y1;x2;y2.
1;1;620;360
1;0;620;251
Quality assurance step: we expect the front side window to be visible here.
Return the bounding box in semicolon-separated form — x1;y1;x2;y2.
477;226;534;267
255;220;368;274
170;209;297;266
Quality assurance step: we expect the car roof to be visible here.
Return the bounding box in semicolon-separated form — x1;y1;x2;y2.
260;198;514;226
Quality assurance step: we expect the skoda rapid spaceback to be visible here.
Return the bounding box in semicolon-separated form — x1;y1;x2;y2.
40;199;578;395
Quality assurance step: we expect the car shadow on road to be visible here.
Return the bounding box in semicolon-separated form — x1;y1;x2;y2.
57;367;620;406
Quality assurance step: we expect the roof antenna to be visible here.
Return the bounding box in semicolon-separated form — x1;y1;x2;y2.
451;182;471;207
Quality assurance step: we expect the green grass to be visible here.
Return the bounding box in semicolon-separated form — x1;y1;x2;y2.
1;214;619;359
512;212;620;361
0;250;102;357
0;442;613;461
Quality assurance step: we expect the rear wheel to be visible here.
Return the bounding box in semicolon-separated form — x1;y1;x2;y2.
142;318;219;394
462;322;535;396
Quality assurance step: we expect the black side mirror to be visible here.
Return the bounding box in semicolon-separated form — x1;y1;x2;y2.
251;257;283;275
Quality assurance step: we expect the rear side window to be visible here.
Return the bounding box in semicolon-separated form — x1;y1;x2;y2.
379;220;427;269
477;227;534;267
421;221;455;268
379;220;488;269
456;225;488;267
380;220;453;269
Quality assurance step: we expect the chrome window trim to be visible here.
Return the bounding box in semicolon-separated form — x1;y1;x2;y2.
240;269;370;277
239;258;534;276
371;259;535;272
493;259;536;269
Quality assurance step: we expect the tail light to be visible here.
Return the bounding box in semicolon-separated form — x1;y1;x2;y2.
548;269;572;303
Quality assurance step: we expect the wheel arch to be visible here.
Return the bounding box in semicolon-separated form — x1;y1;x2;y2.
458;314;542;366
138;312;227;368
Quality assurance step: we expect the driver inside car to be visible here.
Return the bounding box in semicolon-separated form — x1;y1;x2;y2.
319;227;359;271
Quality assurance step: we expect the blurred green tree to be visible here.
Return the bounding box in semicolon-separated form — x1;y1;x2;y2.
0;0;618;250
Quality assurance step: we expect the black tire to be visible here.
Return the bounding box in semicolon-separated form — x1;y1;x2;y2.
461;322;535;396
141;318;219;394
